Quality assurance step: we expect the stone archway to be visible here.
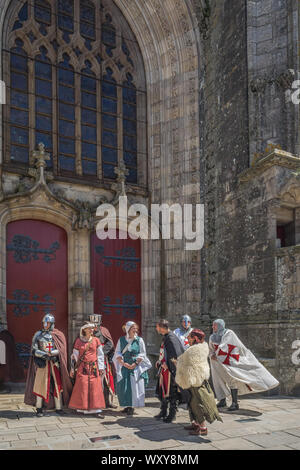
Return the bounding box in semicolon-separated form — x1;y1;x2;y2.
0;0;203;351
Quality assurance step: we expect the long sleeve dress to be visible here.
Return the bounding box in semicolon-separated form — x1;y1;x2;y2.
113;335;152;408
68;336;106;413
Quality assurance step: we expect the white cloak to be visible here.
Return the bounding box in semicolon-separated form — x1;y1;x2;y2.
175;342;210;390
209;329;279;399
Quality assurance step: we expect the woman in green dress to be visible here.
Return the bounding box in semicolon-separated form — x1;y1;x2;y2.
113;321;152;415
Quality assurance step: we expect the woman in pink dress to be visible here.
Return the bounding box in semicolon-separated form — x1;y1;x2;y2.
69;323;106;418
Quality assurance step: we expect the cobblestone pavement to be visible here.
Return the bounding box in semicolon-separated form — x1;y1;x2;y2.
1;390;300;450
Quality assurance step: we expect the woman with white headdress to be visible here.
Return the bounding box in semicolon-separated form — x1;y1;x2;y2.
113;321;152;415
68;323;106;417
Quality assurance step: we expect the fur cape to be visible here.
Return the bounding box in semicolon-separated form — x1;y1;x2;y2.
175;342;210;390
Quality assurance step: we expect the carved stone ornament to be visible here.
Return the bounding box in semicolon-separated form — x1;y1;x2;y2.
110;159;130;206
239;148;300;184
250;69;295;93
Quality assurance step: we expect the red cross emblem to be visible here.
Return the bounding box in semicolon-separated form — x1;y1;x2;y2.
46;342;53;353
218;344;240;365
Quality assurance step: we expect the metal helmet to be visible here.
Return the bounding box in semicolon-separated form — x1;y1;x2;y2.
42;313;55;331
89;314;102;325
181;315;191;328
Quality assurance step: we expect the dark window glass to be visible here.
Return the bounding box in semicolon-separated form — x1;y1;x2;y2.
59;155;75;172
11;53;27;71
58;68;74;85
58;14;73;32
36;114;52;132
35;60;52;79
36;79;52;97
82;142;97;159
102;26;116;47
123;135;137;152
11;145;28;163
102;81;117;98
59;119;75;137
36;131;52;149
80;22;95;40
82;125;97;142
124;152;137;167
59;137;75;155
81;91;96;109
123;87;136;104
59;102;75;120
34;0;51;25
82;159;97;175
81;75;96;92
103;163;117;179
11;72;28;91
102;114;117;130
81;108;96;125
102;97;117;114
11;108;28;126
59;85;75;103
123;103;136;120
123;119;136;135
127;167;137;183
11;91;28;109
36;96;52;114
102;146;118;164
58;0;73;15
102;130;117;148
11;127;29;145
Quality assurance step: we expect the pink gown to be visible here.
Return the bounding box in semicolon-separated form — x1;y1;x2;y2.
68;337;106;411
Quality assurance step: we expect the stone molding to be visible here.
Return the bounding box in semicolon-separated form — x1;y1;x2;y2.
238;149;300;184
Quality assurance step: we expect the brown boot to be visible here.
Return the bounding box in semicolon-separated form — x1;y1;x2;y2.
189;424;208;436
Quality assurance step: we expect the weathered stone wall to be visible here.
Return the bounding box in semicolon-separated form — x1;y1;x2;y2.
190;0;300;395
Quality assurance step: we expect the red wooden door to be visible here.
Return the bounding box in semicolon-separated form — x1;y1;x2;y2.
91;230;141;345
6;220;68;379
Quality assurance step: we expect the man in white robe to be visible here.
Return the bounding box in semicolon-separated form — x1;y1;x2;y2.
209;319;279;411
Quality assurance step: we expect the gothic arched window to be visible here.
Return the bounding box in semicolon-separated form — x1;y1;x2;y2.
4;0;147;186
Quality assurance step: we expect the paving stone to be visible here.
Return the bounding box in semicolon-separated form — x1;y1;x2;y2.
0;442;11;449
0;434;19;442
211;437;264;450
244;431;300;448
35;435;74;446
0;426;37;435
18;431;48;440
10;439;38;449
46;428;74;437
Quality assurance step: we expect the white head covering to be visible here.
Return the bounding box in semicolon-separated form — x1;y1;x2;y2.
124;321;137;342
80;323;95;342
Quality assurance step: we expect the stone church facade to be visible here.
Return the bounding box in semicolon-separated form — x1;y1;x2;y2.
0;0;299;395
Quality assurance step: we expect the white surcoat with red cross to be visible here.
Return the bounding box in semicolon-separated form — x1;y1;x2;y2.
209;329;279;400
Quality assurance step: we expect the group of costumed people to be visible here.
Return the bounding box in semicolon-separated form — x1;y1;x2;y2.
24;315;152;418
23;312;280;438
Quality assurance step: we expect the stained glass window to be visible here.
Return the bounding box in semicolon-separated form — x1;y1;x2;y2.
102;68;118;180
10;39;29;164
35;47;53;167
6;0;146;185
58;54;76;172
